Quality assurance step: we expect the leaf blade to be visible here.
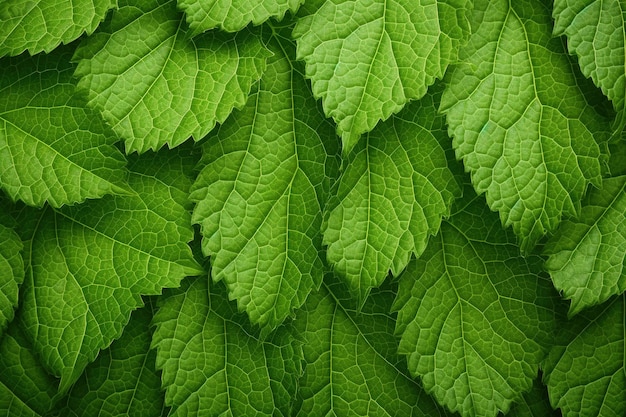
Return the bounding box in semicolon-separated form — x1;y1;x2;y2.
0;45;130;208
440;0;607;251
293;0;472;154
74;0;270;153
190;33;339;330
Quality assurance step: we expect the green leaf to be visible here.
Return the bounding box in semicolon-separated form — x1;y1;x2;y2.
543;295;626;417
0;44;129;208
190;33;339;330
73;0;270;153
553;0;626;131
0;223;23;336
152;277;301;417
0;0;115;57
178;0;303;34
545;176;626;316
19;147;203;394
440;0;607;252
294;280;450;417
393;190;559;417
54;302;167;417
0;322;59;417
508;377;559;417
293;0;472;154
322;86;460;306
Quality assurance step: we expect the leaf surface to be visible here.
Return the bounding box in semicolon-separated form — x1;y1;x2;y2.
0;45;129;208
152;277;300;417
553;0;626;130
294;280;450;417
178;0;303;34
19;148;203;394
0;223;23;336
508;377;560;417
74;0;269;153
0;323;58;417
441;0;607;251
55;303;167;417
0;0;115;56
543;295;626;417
545;176;626;315
293;0;472;154
322;87;460;306
393;190;559;417
190;33;339;330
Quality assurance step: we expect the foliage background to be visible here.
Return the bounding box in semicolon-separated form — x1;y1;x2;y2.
1;0;625;416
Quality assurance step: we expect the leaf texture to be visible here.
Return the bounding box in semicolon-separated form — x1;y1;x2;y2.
545;176;626;316
543;295;626;417
0;323;58;417
440;0;607;251
393;190;559;417
74;0;270;153
553;0;626;130
190;33;339;330
178;0;303;34
293;0;472;154
55;303;167;417
294;280;449;417
0;223;23;336
19;148;203;394
0;45;129;208
0;0;115;57
508;377;560;417
152;277;301;417
322;87;460;306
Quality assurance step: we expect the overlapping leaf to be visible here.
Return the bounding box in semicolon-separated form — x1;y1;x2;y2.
18;148;203;394
553;0;626;130
545;176;626;315
0;223;23;336
322;87;460;306
74;0;270;153
393;189;559;417
543;295;626;417
294;280;449;417
508;378;560;417
152;277;300;417
0;0;115;57
0;323;58;417
293;0;472;154
178;0;303;34
441;0;607;251
0;45;129;208
190;34;339;330
55;302;167;417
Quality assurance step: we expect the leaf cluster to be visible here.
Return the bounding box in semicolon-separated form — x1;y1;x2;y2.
1;1;626;416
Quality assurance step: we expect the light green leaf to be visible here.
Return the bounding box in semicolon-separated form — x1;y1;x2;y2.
152;277;301;417
178;0;303;34
543;295;626;417
0;0;115;57
393;190;559;417
322;86;460;306
0;323;59;417
545;176;626;316
294;280;450;417
19;147;203;394
440;0;607;252
553;0;626;131
293;0;472;154
73;0;270;153
190;33;339;330
55;302;167;417
0;44;129;208
0;223;23;336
